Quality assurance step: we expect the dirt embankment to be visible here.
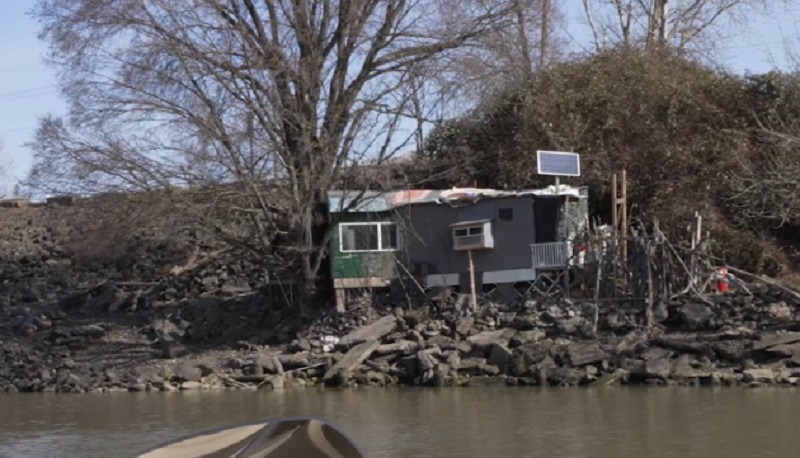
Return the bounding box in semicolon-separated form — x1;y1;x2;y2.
0;196;270;302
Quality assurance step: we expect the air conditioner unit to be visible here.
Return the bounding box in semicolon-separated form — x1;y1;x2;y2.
451;220;494;251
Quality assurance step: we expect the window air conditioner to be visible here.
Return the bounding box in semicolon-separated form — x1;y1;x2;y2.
451;220;494;251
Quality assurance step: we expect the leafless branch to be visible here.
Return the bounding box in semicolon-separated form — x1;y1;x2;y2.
577;0;781;58
727;119;800;228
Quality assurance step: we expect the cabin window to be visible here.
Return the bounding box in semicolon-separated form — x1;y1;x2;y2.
498;208;514;221
340;222;399;252
381;223;398;249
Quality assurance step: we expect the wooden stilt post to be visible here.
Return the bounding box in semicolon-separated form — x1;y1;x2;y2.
468;249;477;314
335;288;346;313
611;173;618;231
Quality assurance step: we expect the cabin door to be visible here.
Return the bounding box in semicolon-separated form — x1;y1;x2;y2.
533;196;563;243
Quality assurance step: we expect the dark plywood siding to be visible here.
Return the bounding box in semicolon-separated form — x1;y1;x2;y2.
399;196;536;276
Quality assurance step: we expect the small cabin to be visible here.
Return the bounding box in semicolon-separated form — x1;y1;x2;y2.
328;186;588;308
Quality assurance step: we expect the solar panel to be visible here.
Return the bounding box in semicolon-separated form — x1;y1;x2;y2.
536;150;581;177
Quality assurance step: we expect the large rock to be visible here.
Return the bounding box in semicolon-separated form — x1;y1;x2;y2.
467;328;516;352
742;368;776;383
375;340;419;356
613;331;648;356
631;349;672;380
766;302;793;322
653;302;670;323
752;332;800;351
455;317;475;336
652;334;707;353
678;303;714;330
567;341;608;367
336;316;398;349
276;353;310;369
712;340;745;362
175;364;203;382
671;355;710;380
160;340;187;359
256;355;284;374
765;342;800;357
323;340;380;381
510;315;538;331
427;335;457;351
643;358;672;379
415;347;442;384
546;367;584;386
488;344;513;373
510;330;546;347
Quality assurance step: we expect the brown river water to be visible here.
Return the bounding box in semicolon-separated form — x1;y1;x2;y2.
0;387;797;457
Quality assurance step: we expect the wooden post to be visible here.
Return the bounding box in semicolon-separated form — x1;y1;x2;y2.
611;173;620;299
620;169;628;263
335;288;346;313
611;173;618;231
593;238;602;336
690;212;702;288
655;219;668;300
468;249;477;314
610;170;629;294
610;170;628;258
646;237;654;330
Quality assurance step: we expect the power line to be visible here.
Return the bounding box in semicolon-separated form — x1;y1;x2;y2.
0;125;37;135
0;86;58;102
0;90;57;103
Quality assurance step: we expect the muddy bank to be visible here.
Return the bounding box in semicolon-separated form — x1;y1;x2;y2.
4;282;800;393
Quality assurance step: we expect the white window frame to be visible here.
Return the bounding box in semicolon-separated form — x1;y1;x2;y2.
339;222;399;253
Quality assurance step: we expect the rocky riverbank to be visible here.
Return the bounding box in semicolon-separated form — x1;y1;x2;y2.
3;201;800;393
4;282;800;393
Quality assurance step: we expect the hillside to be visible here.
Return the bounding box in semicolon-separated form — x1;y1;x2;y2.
0;196;270;305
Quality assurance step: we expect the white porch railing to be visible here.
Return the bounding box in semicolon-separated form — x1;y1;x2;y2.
531;242;569;269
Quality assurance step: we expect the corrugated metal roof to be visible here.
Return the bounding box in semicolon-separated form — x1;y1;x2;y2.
328;185;587;213
327;191;395;213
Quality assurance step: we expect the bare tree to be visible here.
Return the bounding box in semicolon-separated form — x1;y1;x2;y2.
26;0;515;311
579;0;785;55
0;140;11;199
728;122;800;227
436;0;566;107
727;42;800;228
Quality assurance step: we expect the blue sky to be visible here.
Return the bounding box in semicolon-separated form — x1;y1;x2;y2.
0;3;64;191
0;2;796;194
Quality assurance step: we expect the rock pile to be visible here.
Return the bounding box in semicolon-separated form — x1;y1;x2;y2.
271;288;800;389
4;282;800;393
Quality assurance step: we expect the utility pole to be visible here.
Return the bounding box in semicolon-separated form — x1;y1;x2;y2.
539;0;550;69
659;0;669;43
